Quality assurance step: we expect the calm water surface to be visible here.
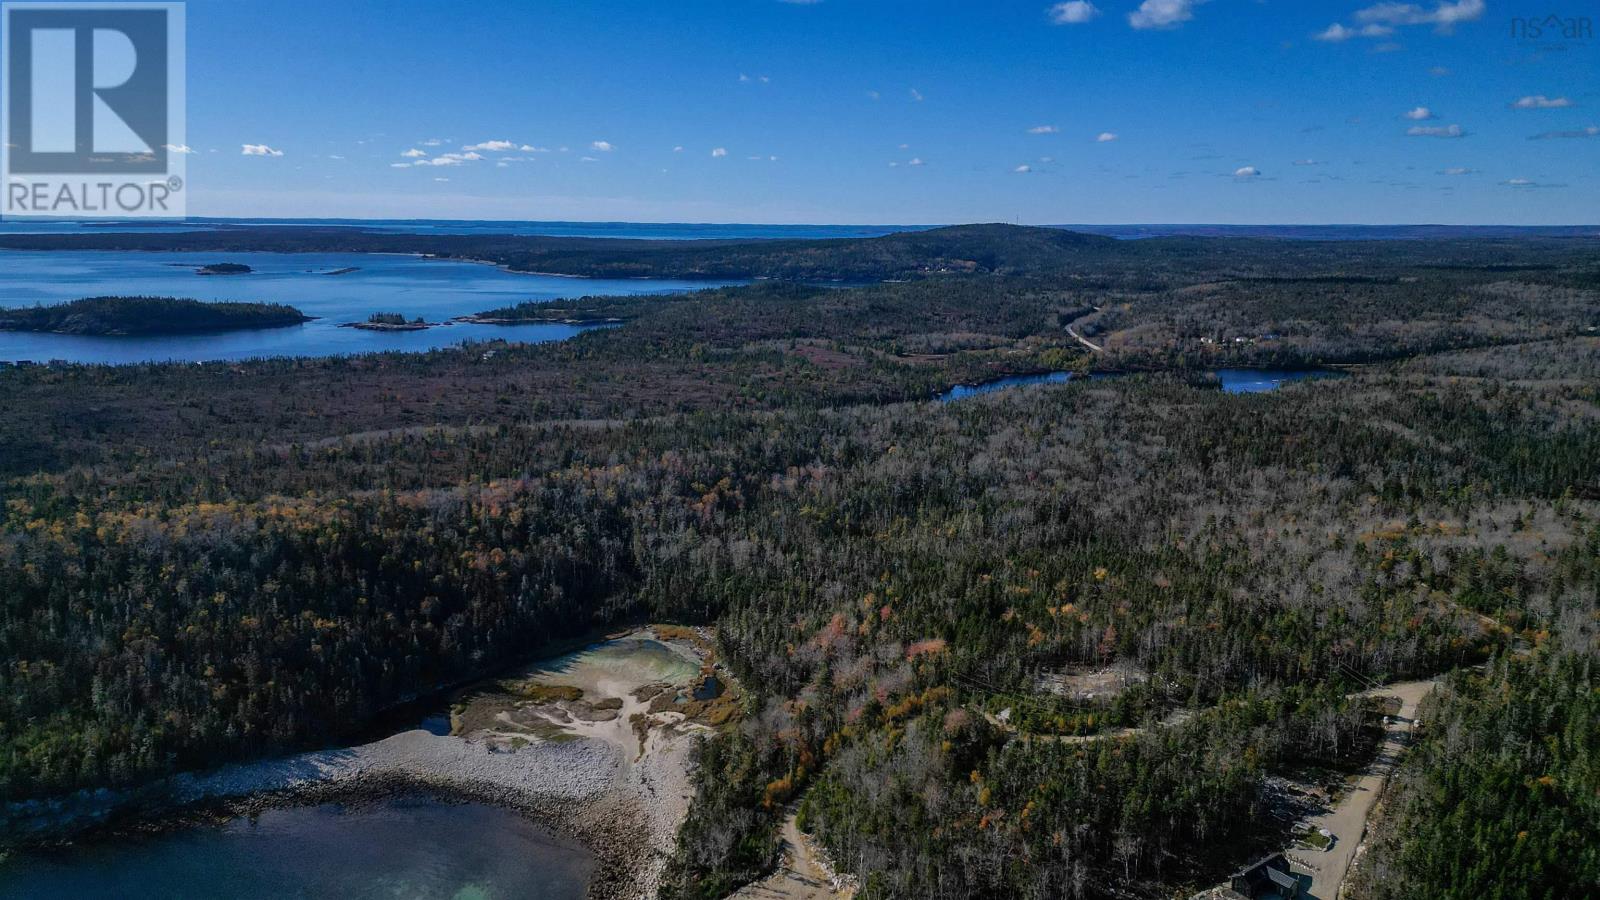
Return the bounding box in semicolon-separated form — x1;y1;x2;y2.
0;249;738;363
0;795;593;900
1212;368;1342;393
0;219;927;240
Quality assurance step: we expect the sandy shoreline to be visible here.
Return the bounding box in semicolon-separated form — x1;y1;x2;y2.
1;628;717;900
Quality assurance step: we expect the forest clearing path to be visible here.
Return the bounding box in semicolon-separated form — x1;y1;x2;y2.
729;808;854;900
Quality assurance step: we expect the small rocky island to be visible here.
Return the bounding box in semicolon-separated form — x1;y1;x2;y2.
0;296;310;336
196;262;253;275
342;312;438;331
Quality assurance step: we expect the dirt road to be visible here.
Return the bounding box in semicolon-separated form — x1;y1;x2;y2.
1289;678;1437;899
1065;323;1104;353
729;810;852;900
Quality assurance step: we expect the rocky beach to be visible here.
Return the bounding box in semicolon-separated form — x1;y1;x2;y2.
2;628;731;900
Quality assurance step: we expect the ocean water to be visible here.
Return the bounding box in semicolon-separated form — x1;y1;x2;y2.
3;219;1592;241
0;249;738;364
0;795;593;900
0;218;930;240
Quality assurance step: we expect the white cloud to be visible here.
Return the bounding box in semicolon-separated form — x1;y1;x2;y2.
1314;21;1394;41
910;88;924;102
421;138;444;147
673;146;685;152
241;144;283;157
433;177;449;182
1354;0;1484;31
1233;166;1260;178
389;162;411;169
163;143;194;154
401;148;428;158
1096;132;1118;142
591;140;615;152
519;145;549;153
1014;164;1032;173
1406;123;1464;137
1027;125;1060;134
580;156;598;162
1049;1;1100;24
711;147;727;157
867;90;881;100
416;151;485;167
1129;0;1199;30
1528;126;1599;140
1404;106;1435;120
908;157;925;166
1512;95;1572;109
1319;1;1481;43
464;140;517;152
1439;167;1474;175
1292;158;1322;166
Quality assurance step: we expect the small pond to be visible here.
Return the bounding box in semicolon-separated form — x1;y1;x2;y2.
937;369;1343;402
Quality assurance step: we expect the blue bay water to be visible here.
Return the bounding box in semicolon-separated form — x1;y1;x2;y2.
0;218;928;240
0;249;738;364
0;796;593;900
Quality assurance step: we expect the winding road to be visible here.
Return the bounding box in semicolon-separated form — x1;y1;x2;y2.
1065;323;1103;353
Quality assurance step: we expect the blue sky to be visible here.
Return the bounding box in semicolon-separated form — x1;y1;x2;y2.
179;0;1596;223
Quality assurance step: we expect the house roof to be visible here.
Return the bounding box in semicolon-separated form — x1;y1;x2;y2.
1232;853;1290;879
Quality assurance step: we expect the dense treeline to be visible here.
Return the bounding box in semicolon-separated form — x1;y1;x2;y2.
2;477;644;797
0;230;1596;898
1351;652;1599;900
0;224;1118;280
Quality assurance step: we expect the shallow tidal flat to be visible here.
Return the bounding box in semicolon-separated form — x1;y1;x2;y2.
1;628;735;900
